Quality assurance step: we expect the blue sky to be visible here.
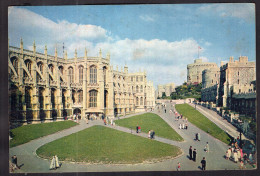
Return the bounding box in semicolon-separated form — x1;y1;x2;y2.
8;4;255;87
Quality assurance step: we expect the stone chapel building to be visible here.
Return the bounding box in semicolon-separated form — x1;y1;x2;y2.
8;39;155;123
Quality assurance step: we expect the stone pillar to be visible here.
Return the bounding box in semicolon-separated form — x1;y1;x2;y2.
82;65;87;117
107;68;114;117
98;62;104;113
31;86;40;122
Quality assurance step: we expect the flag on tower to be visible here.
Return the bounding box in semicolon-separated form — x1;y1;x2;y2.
198;46;201;49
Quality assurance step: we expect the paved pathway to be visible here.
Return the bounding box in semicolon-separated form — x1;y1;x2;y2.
10;103;248;173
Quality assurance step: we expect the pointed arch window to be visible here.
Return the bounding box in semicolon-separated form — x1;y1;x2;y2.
89;90;97;107
140;97;143;105
140;85;143;92
68;67;74;83
79;66;83;84
12;58;18;74
136;97;139;105
90;66;97;83
136;86;139;93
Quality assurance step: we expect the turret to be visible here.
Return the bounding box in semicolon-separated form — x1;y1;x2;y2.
44;45;47;57
74;49;77;62
84;48;87;60
20;38;23;54
33;40;36;55
55;46;58;61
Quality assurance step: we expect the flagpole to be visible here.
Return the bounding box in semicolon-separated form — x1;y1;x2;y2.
198;47;199;59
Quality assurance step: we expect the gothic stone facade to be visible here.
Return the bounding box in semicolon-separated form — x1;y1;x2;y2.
156;83;175;97
8;39;155;122
187;59;218;85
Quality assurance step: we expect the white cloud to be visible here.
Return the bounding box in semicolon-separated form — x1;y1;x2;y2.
8;6;209;87
140;15;155;22
198;3;255;23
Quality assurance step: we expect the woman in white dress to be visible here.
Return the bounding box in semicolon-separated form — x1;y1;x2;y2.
55;155;60;168
234;151;238;163
49;156;56;170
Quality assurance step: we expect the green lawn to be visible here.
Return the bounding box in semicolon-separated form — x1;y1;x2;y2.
115;113;183;141
37;125;182;164
10;120;78;148
175;104;232;144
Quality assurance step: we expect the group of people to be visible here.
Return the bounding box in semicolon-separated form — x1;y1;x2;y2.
49;155;61;170
179;123;188;130
189;146;207;170
148;130;155;139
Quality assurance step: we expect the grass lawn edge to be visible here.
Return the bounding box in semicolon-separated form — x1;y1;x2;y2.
36;125;184;165
10;120;79;148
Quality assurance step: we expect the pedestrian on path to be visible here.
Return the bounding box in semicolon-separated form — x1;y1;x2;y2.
182;123;185;129
176;162;181;171
49;156;56;170
185;123;188;130
201;157;206;170
197;133;201;141
227;148;231;160
11;155;20;170
193;149;197;162
138;126;141;133
148;130;151;138
204;142;209;153
189;146;193;160
55;155;60;168
136;125;139;133
234;151;238;163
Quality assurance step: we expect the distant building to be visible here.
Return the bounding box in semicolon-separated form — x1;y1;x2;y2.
187;59;218;85
201;56;256;118
156;83;175;98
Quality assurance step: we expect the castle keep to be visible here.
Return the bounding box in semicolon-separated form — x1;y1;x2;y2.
187;59;218;85
8;39;155;122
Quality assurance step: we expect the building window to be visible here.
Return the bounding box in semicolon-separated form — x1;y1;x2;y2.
238;71;239;76
89;90;97;107
78;91;83;103
131;76;133;82
68;67;74;83
140;85;143;92
49;64;54;74
136;76;138;82
103;67;106;84
136;85;139;93
26;60;32;75
238;79;239;84
140;76;143;81
59;66;63;75
37;62;43;73
11;58;18;75
140;97;143;105
79;66;83;84
90;66;97;83
136;97;139;105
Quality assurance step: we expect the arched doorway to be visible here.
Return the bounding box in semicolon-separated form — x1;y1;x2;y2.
73;108;81;119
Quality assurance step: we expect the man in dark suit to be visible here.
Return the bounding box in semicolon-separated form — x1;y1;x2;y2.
193;149;197;162
189;146;193;160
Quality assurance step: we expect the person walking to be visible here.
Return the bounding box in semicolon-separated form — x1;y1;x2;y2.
197;133;201;141
234;151;238;163
189;146;193;160
148;130;151;138
49;156;56;170
177;162;181;171
227;148;231;160
204;142;209;153
138;126;141;133
182;123;185;129
55;155;60;168
185;123;188;130
193;149;197;162
136;125;139;133
179;124;182;129
11;155;20;170
201;157;206;170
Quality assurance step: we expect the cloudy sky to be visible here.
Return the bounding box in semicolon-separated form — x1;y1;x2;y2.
8;4;255;87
